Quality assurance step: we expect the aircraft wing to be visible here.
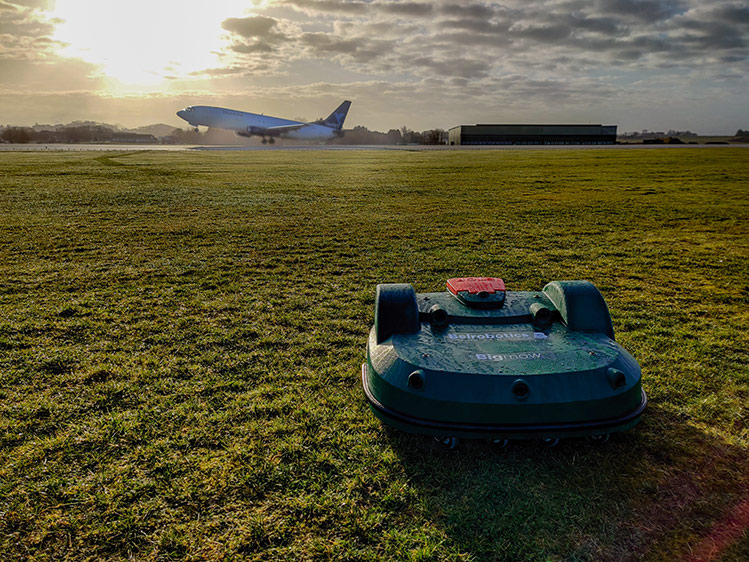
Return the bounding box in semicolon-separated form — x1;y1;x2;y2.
242;122;309;138
265;123;309;133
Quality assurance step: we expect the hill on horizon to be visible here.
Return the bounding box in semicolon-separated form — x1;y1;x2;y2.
14;121;178;138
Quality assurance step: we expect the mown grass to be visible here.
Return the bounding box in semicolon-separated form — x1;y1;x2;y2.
0;147;747;561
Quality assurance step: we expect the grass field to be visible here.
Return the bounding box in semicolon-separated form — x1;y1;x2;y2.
1;148;747;560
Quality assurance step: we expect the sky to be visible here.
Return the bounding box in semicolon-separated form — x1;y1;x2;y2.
0;0;747;133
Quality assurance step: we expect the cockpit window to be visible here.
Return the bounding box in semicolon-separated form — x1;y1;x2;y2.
185;107;195;112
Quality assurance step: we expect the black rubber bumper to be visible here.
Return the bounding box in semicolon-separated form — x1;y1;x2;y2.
361;363;648;438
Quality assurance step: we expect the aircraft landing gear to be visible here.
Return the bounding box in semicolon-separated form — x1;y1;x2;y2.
268;137;275;144
261;137;267;144
193;127;199;133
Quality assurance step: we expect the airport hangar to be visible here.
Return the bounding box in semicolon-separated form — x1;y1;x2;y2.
447;124;617;145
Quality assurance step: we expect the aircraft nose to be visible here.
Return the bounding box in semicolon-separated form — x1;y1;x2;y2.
176;110;186;120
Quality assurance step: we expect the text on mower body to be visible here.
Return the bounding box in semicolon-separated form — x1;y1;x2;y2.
476;352;552;361
447;332;547;341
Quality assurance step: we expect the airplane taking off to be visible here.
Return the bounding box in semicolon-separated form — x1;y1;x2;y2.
176;100;351;143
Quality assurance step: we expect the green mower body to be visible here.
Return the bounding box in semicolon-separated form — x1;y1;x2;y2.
362;278;646;442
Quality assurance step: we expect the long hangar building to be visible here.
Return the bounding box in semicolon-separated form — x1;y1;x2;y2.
448;124;617;145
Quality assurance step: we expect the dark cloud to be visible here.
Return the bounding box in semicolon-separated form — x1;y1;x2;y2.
720;54;748;63
434;30;511;48
597;0;687;21
300;32;394;64
564;14;622;35
438;3;498;20
0;0;57;64
436;17;510;34
285;0;436;17
218;0;748;88
0;0;745;133
680;20;747;49
222;16;278;38
231;42;275;54
190;65;246;77
412;56;490;79
222;16;292;57
190;63;273;78
714;4;749;24
0;17;51;36
337;19;422;37
301;33;355;53
515;24;574;43
282;0;368;15
496;74;618;101
4;0;52;9
0;1;52;38
627;35;674;54
374;2;433;17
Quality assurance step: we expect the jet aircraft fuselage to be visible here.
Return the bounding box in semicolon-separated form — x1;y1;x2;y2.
176;101;351;143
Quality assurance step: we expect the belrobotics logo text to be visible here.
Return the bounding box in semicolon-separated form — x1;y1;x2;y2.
447;332;547;341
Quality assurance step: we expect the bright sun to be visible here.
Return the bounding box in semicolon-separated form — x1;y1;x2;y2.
50;0;253;90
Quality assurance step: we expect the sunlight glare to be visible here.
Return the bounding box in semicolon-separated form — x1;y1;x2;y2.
50;0;255;89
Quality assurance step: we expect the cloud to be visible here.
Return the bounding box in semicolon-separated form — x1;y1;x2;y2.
679;19;747;50
0;1;103;93
714;4;749;24
0;1;53;43
299;31;395;64
221;14;301;60
438;3;498;20
3;0;52;9
597;0;688;21
412;56;491;79
281;0;368;16
435;17;510;35
216;0;749;81
1;0;747;133
207;0;749;127
373;2;433;17
514;23;574;43
222;15;279;39
230;42;275;54
0;57;101;90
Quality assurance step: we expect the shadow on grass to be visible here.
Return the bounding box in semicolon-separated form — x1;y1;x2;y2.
383;403;748;561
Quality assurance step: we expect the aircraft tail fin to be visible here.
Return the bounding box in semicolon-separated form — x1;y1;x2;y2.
322;100;351;129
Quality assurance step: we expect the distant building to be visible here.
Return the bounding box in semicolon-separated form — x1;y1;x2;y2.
448;124;617;145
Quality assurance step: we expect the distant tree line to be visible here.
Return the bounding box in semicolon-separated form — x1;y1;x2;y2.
619;129;699;139
3;123;745;145
329;126;447;145
619;128;748;143
157;124;448;145
1;123;449;145
164;126;449;145
0;125;156;144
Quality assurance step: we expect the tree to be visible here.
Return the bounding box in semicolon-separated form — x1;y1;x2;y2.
162;128;205;144
1;127;31;143
399;126;423;144
424;129;447;145
385;129;402;144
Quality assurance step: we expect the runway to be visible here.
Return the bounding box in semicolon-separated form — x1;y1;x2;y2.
0;143;746;152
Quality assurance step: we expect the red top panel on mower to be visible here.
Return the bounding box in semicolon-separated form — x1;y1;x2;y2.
447;277;506;296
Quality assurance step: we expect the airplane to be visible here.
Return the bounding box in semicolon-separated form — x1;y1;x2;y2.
176;100;351;144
